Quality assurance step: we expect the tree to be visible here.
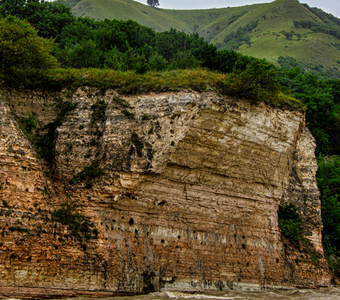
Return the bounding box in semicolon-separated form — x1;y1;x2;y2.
147;0;159;7
0;15;59;86
0;0;75;39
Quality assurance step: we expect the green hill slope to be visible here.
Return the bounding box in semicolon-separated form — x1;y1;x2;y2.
64;0;340;78
64;0;191;32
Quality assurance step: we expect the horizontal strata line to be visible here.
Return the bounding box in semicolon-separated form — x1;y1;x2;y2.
181;131;295;154
190;124;297;146
163;163;283;185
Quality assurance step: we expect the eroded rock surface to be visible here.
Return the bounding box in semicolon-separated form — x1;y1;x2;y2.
0;89;331;298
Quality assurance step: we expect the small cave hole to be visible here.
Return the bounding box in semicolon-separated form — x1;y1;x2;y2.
242;244;246;250
246;262;249;266
112;219;115;223
242;236;245;239
161;239;165;244
128;218;134;225
135;229;138;235
276;258;280;263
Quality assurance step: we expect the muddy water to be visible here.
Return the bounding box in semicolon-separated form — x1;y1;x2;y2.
53;288;340;300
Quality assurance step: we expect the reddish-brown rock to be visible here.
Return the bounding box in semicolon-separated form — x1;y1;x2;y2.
0;89;331;298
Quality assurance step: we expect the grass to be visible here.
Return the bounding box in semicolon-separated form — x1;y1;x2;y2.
42;68;304;110
67;0;191;32
65;0;340;78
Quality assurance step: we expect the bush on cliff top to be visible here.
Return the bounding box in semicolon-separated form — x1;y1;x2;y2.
0;15;59;86
40;68;304;110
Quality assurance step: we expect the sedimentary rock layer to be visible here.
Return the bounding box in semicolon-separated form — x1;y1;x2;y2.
0;89;331;298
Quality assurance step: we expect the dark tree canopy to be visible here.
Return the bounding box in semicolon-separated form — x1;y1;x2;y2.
147;0;159;7
0;15;59;85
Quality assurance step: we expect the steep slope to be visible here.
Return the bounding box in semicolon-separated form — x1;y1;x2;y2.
229;0;340;73
0;87;331;298
63;0;340;78
65;0;191;32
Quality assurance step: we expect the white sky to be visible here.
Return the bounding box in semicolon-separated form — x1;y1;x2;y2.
133;0;340;18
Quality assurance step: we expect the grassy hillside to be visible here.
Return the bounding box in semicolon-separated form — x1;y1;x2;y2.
64;0;190;32
64;0;340;78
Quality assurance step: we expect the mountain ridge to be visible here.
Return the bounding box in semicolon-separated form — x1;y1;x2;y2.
63;0;340;78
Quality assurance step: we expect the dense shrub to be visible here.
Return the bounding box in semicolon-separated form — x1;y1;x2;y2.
53;199;97;242
0;15;58;86
278;203;303;243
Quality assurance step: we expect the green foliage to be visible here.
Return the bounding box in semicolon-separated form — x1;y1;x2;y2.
278;203;303;243
279;68;340;156
18;98;77;163
278;56;340;80
122;109;135;120
70;160;104;188
147;0;159;7
223;59;281;105
226;11;249;26
294;20;340;40
148;53;168;71
91;100;107;124
0;15;59;86
0;0;75;39
53;17;156;71
157;28;207;62
317;156;340;254
53;199;97;242
170;51;201;70
316;156;340;275
223;21;258;51
302;4;340;27
58;40;103;69
280;30;294;40
24;68;301;110
21;113;38;133
131;133;144;157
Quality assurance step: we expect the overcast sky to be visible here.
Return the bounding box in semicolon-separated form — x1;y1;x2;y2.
133;0;340;18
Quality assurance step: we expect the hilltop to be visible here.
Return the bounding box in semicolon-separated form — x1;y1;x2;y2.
63;0;340;79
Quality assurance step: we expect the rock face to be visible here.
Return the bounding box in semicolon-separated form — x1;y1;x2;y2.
0;88;331;298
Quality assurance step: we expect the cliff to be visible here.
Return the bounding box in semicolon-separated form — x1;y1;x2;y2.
0;88;331;298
